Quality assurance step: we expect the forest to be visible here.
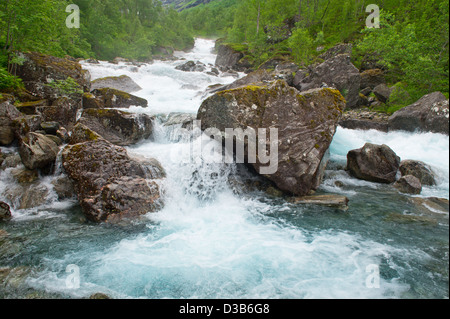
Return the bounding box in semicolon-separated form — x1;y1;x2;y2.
1;0;449;109
182;0;449;108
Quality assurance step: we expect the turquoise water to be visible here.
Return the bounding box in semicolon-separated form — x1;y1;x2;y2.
0;39;448;299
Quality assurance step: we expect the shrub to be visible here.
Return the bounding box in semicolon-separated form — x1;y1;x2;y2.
0;67;23;91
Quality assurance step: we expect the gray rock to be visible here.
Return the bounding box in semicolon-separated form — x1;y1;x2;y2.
318;43;353;61
215;44;245;72
51;175;76;200
175;60;206;72
62;138;164;223
16;51;91;100
0;101;21;119
91;75;142;93
78;109;153;146
372;83;393;103
291;194;349;211
347;143;401;184
91;88;148;109
295;54;361;109
40;122;60;135
394;175;422;194
197;80;345;196
399;160;436;186
210;69;275;94
388;92;449;135
0;117;15;146
18;132;60;170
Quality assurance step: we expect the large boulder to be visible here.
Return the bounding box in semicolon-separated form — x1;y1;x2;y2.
91;88;148;109
295;54;361;109
388;92;449;135
62;138;164;223
77;109;153;146
18;132;60;170
347;143;401;184
215;44;246;72
90;75;142;93
16;52;91;100
399;160;436;186
197;80;345;196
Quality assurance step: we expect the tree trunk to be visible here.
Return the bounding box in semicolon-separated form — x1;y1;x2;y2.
256;3;261;35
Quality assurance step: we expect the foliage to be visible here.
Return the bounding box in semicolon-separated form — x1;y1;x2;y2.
0;66;23;91
45;77;83;96
182;0;449;100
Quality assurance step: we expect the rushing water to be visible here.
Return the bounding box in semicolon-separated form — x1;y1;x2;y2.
0;39;448;299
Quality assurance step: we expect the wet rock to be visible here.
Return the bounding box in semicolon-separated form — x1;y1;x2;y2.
89;293;111;299
78;109;153;146
408;197;449;215
1;153;22;170
394;175;422;194
91;75;142;93
295;54;361;109
85;58;100;64
197;80;345;196
0;201;11;221
18;184;49;209
163;112;196;128
62;138;164;223
175;60;206;72
91;88;148;109
347;143;401;184
18;132;60;170
291;194;349;210
399;160;437;186
388;92;449;135
51;175;76;200
11;167;39;184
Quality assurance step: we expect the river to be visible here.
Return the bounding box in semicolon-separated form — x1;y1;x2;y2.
0;38;448;299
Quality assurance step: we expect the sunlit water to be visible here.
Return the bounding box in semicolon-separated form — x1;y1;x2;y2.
0;39;448;299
